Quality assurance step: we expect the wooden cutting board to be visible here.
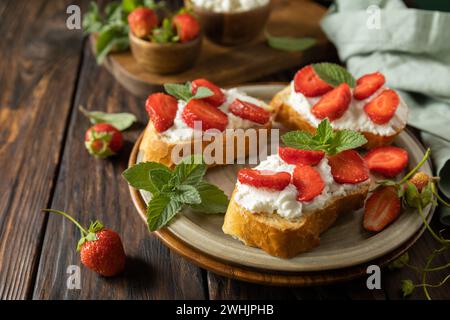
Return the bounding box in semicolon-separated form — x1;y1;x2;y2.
96;0;333;97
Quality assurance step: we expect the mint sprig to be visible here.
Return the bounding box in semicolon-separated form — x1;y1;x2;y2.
164;82;214;102
312;62;356;88
123;156;229;231
281;119;367;155
79;106;136;131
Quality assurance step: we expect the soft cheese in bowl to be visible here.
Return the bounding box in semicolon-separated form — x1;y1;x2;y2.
186;0;272;45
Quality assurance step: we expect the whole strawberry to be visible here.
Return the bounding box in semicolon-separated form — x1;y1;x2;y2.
128;7;158;38
172;12;200;43
43;209;126;277
85;123;123;159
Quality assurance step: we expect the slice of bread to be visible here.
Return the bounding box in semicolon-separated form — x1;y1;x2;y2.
270;86;403;149
140;122;273;168
222;184;369;258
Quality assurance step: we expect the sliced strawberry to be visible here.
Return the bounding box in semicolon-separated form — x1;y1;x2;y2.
363;186;401;232
328;150;369;184
278;147;324;166
353;72;385;100
229;99;271;125
145;93;178;132
182;99;228;131
238;169;291;191
311;83;351;121
191;78;226;107
364;89;399;124
172;13;200;43
294;65;333;97
292;165;325;202
364;146;409;178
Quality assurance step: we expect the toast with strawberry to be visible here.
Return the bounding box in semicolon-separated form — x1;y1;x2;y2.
222;120;371;258
270;63;408;149
140;79;276;167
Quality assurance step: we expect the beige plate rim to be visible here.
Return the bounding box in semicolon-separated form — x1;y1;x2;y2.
132;83;434;273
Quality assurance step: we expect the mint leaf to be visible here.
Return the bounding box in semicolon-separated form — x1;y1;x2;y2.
123;162;171;193
314;118;333;145
147;194;183;231
149;169;172;192
281;131;321;151
164;83;192;101
330;130;367;154
281;119;367;155
174;185;202;204
191;182;229;214
151;18;178;43
164;82;213;101
171;156;207;186
312;63;356;88
79;106;136;131
192;87;214;100
266;34;317;52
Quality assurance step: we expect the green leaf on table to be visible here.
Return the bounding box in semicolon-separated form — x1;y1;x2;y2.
147;194;183;231
79;106;136;131
190;182;229;214
266;34;317;52
312;62;356;88
281;119;366;155
122;162;171;193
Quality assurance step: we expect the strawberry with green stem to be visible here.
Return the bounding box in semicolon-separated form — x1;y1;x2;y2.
372;148;450;299
42;209;126;277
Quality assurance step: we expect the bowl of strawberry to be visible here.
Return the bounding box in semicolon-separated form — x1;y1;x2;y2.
128;7;202;74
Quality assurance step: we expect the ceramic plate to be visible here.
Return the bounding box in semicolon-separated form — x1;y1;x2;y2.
135;84;433;272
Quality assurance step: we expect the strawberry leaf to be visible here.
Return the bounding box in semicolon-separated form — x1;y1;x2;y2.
312;63;356;88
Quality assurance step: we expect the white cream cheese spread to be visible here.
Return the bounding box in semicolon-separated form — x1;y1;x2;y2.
159;88;272;143
286;81;408;136
234;154;369;220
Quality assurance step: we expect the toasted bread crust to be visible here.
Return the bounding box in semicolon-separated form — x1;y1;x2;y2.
140;122;272;168
222;184;369;258
271;87;402;149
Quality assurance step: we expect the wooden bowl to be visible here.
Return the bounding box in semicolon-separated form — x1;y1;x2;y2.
129;32;202;74
188;0;272;46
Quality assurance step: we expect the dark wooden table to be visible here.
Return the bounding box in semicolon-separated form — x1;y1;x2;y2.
1;0;449;300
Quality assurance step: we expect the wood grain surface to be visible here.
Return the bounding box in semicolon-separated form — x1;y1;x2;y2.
0;0;449;300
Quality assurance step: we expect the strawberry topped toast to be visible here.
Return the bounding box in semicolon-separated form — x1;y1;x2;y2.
222;120;371;258
271;63;408;149
140;79;276;167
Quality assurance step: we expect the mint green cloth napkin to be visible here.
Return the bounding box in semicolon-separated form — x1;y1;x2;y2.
321;0;450;224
